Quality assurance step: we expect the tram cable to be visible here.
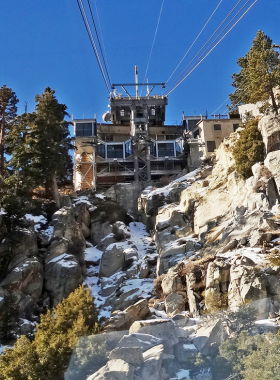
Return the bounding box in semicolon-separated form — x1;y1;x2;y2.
87;0;112;87
77;0;111;92
165;0;258;96
166;0;247;93
140;0;165;96
165;0;224;86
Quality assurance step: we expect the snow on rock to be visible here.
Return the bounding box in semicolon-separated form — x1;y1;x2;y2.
95;193;106;200
176;369;191;379
217;246;269;265
146;168;200;200
85;243;103;264
72;195;93;207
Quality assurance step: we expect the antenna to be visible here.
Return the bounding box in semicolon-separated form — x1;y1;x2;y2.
24;101;28;113
135;66;138;98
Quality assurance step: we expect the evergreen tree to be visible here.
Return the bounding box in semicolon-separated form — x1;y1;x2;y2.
229;30;280;114
0;286;99;380
232;118;264;179
0;85;18;186
6;88;73;207
0;290;18;344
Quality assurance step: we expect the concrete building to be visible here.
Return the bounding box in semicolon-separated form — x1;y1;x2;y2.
73;74;184;190
185;116;241;157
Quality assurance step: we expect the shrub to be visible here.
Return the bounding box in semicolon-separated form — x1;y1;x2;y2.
0;285;100;380
233;118;265;179
153;274;166;298
204;291;228;313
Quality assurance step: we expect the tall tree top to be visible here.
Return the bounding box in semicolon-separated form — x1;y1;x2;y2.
229;30;280;115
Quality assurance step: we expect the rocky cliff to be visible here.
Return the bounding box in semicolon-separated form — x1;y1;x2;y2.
1;115;280;379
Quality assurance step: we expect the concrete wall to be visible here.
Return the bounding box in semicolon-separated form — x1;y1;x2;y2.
199;119;241;156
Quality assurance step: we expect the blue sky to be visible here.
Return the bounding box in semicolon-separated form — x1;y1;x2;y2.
1;1;279;130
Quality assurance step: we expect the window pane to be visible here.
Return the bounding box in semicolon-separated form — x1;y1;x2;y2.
214;124;221;130
207;141;216;152
158;143;174;157
107;145;123;158
97;144;105;158
75;122;92;136
233;123;239;132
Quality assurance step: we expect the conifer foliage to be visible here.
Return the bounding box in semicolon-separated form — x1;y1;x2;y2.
0;85;18;185
0;286;99;380
6;87;73;207
229;30;280;114
232;118;264;179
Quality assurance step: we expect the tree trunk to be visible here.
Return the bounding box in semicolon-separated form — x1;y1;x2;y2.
45;173;61;208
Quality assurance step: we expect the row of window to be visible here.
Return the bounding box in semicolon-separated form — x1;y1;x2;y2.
97;141;183;159
213;123;239;131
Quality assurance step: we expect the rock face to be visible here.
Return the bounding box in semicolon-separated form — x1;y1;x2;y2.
141;344;165;380
258;114;280;153
99;243;125;278
264;150;280;196
45;206;86;306
87;359;135;380
193;319;228;356
129;319;178;348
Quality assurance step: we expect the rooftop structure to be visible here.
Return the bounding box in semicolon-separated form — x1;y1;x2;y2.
73;67;184;190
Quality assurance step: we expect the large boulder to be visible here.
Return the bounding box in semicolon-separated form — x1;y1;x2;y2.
45;253;83;306
129;319;178;347
165;293;185;315
109;347;143;367
51;206;86;269
91;222;113;248
227;259;269;318
99;243;125;278
125;299;150;321
193;319;228;357
0;227;38;271
161;275;184;294
157;239;200;276
116;333;164;352
258;114;280;153
205;259;230;302
141;344;165;380
87;359;135;380
186;272;199;317
0;258;43;302
264;150;280;196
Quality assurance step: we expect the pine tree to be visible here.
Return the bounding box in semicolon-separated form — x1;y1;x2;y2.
0;286;99;380
6;88;73;207
0;86;18;186
229;30;280;114
0;290;18;344
232;118;264;179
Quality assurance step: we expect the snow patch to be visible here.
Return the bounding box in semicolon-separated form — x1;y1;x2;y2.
176;369;190;379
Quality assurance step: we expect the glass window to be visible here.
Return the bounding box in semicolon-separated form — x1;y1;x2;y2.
97;143;105;158
233;123;239;132
150;141;156;156
120;109;125;117
207;141;216;152
214;124;221;131
125;141;132;157
158;143;174;157
75;122;93;136
175;140;183;156
107;144;123;159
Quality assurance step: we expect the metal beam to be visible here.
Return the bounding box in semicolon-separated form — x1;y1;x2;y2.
112;83;165;88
